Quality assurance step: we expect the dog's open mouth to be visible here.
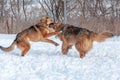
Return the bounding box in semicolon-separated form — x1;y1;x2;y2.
49;23;54;28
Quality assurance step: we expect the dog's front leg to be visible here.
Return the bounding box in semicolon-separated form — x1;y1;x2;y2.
40;38;59;46
44;32;59;38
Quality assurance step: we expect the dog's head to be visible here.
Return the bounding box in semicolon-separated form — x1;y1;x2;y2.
40;17;53;25
49;21;63;32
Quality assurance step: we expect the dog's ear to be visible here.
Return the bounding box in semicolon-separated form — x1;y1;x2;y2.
58;21;62;24
55;21;62;31
41;17;49;19
56;21;62;26
40;17;48;23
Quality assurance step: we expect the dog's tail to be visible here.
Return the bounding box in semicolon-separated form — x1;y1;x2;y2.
92;32;113;42
0;40;16;52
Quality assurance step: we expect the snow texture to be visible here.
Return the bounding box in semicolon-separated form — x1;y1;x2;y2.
0;34;120;80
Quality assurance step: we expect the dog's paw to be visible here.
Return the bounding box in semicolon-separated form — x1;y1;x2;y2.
21;54;25;57
55;43;59;46
55;35;58;38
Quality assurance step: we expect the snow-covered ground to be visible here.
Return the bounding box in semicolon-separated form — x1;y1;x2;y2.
0;34;120;80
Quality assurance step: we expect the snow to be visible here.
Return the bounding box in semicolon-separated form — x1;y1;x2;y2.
0;34;120;80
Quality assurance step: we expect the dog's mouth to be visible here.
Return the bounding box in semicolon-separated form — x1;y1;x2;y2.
49;23;54;28
49;23;54;25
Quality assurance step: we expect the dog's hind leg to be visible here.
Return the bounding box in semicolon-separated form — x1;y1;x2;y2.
21;44;30;56
17;40;30;56
75;43;86;58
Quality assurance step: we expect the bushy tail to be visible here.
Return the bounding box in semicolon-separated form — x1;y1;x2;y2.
93;32;113;42
0;40;16;52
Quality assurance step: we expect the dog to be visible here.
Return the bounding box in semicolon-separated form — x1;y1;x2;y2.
49;22;113;58
0;17;59;56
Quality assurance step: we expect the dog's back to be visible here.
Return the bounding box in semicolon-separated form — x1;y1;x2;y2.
61;25;94;40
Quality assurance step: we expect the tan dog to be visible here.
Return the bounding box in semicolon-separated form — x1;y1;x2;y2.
0;17;59;56
49;22;113;58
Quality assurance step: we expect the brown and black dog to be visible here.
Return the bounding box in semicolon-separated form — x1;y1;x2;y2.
0;17;59;56
49;22;113;58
